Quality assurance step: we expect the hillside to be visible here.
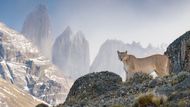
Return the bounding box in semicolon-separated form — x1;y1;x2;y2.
0;78;45;107
0;22;73;105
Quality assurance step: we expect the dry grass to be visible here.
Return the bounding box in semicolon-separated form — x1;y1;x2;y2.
0;78;44;107
132;92;167;107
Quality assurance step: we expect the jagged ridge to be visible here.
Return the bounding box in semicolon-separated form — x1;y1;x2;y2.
0;22;73;105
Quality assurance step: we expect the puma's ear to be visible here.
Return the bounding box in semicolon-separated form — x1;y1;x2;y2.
125;50;128;53
117;50;120;54
117;50;122;61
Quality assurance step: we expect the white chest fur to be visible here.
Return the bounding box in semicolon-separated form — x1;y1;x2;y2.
123;64;129;71
149;71;158;79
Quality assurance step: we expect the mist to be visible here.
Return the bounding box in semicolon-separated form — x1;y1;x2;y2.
52;0;190;62
1;1;190;106
1;0;190;62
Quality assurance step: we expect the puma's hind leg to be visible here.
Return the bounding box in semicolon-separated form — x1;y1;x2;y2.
155;67;169;77
149;71;158;79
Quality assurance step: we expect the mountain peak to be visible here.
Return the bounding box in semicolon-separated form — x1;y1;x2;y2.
52;28;90;79
0;22;72;105
76;30;84;36
22;4;52;58
36;4;47;12
74;31;87;42
58;26;73;41
64;26;73;37
65;26;72;32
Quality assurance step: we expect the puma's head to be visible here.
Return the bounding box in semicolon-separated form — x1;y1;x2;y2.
117;50;129;61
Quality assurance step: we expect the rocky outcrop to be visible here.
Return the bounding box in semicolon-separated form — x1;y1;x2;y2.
22;4;53;59
64;71;122;106
58;71;190;107
165;31;190;73
0;22;72;105
90;40;165;80
52;27;90;79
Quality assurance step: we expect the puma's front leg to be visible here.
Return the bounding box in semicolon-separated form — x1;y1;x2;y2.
127;71;134;81
124;65;134;81
124;66;129;81
125;71;129;81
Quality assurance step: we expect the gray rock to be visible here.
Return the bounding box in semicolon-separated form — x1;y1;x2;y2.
165;31;190;73
62;71;122;106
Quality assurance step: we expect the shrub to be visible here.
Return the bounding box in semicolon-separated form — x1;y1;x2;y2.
132;92;167;107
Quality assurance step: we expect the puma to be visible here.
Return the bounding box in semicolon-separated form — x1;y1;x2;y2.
117;50;170;80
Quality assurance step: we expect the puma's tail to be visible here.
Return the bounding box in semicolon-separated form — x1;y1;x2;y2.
166;57;171;75
164;52;171;75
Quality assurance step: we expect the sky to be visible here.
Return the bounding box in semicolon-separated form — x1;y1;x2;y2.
1;0;190;62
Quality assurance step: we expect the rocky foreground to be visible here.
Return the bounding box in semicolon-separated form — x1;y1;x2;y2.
54;71;190;107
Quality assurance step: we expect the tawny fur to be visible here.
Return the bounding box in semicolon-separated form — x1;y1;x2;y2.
117;51;170;80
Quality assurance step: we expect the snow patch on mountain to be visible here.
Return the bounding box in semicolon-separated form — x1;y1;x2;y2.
0;22;73;105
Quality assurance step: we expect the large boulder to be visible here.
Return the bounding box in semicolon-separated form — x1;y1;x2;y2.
165;31;190;73
63;71;122;106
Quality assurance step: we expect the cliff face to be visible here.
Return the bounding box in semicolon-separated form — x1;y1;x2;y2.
0;22;73;105
22;4;53;59
52;27;90;80
165;31;190;73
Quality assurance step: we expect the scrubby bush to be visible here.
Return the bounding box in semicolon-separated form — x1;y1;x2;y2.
132;92;167;107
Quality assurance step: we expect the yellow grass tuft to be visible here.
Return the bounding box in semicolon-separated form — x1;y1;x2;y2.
132;92;167;107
